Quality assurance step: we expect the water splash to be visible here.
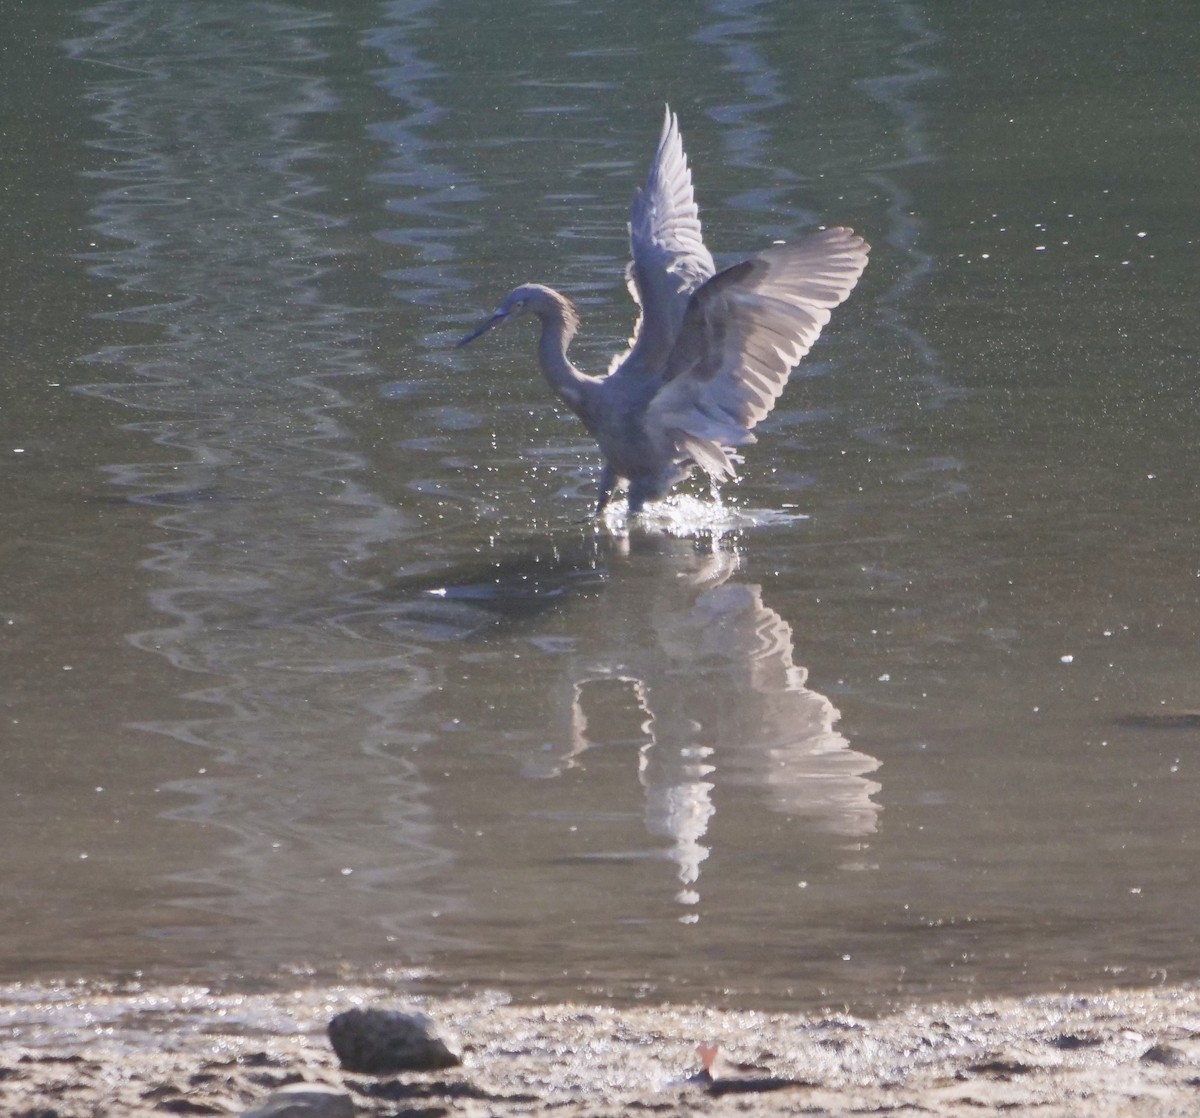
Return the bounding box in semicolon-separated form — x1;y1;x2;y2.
600;492;810;539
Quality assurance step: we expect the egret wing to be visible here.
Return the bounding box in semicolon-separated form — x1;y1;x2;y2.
611;106;716;375
644;227;869;478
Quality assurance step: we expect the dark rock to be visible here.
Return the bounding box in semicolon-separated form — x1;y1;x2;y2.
1141;1043;1188;1066
327;1009;461;1075
156;1100;224;1115
967;1057;1034;1077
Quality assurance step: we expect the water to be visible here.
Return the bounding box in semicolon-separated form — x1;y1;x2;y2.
2;0;1198;1012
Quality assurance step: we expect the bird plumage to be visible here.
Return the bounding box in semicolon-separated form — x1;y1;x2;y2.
458;106;869;516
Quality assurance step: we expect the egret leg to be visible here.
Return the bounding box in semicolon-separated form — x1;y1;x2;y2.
595;464;616;516
626;477;653;517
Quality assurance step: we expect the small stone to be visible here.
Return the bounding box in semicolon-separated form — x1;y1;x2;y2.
1141;1043;1187;1066
327;1008;461;1075
241;1083;355;1118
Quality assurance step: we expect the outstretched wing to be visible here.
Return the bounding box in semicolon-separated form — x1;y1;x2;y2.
643;227;869;478
610;106;716;376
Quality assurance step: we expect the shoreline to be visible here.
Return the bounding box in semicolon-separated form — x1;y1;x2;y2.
3;979;1198;1115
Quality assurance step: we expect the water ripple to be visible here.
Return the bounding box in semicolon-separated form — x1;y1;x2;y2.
68;0;452;972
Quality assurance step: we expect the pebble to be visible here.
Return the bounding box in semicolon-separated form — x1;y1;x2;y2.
1140;1043;1187;1066
241;1082;356;1118
327;1007;461;1074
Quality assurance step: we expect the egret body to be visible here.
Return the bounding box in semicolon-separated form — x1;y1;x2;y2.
458;108;869;516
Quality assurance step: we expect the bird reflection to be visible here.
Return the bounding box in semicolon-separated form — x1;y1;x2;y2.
488;533;880;909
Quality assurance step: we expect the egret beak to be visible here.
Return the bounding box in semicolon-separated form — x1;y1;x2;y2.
457;310;507;347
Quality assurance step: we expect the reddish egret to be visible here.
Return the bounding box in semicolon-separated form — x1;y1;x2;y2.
458;107;869;515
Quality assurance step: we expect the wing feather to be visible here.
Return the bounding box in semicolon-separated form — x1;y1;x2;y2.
644;227;869;474
609;106;717;376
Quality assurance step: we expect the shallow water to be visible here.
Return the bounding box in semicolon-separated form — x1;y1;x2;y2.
2;1;1198;1012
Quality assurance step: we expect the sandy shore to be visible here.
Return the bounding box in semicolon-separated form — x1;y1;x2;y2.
2;980;1199;1116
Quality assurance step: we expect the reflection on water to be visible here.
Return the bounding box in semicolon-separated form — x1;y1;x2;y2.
376;526;886;999
64;0;451;969
559;541;877;898
427;534;880;911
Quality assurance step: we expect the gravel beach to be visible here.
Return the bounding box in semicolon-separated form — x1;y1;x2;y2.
3;980;1199;1116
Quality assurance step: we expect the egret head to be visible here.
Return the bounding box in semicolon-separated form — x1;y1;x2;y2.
457;284;574;347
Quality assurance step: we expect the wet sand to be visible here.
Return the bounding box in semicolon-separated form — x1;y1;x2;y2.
2;980;1199;1116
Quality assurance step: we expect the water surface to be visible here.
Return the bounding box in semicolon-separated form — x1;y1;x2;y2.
2;0;1197;1011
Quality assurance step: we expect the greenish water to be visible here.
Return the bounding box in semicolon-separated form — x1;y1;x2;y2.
1;0;1197;1011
